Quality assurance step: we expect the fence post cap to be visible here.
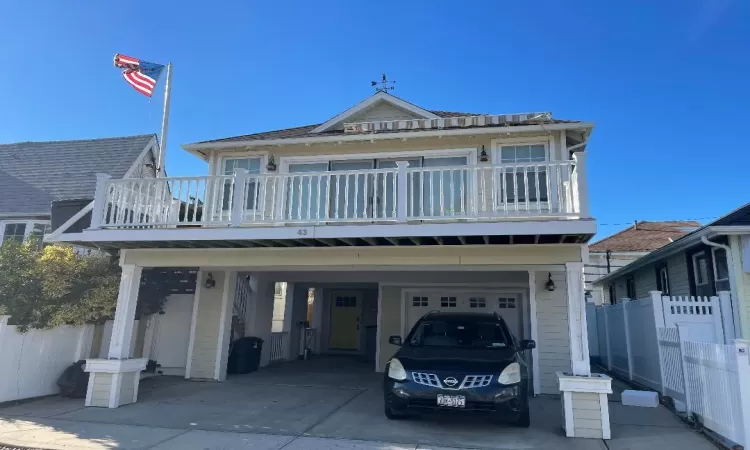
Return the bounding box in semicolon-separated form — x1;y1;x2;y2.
95;173;112;180
734;339;750;347
0;315;10;325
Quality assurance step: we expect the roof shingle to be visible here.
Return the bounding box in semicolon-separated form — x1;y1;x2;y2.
589;221;701;253
0;135;154;215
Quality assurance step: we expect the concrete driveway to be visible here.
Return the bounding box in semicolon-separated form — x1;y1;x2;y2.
0;358;717;450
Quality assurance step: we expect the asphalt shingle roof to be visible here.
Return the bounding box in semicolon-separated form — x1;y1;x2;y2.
196;111;578;145
0;134;154;215
589;221;702;253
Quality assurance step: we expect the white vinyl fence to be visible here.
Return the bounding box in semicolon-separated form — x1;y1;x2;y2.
588;291;750;446
269;332;290;363
0;316;91;403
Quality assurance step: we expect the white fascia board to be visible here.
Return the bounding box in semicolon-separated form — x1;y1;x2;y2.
592;227;714;286
708;226;750;235
48;219;596;244
182;122;596;152
310;92;440;134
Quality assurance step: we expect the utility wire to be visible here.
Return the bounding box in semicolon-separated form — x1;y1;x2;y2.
597;217;717;227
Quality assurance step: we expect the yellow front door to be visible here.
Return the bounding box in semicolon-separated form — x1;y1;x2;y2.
329;292;361;350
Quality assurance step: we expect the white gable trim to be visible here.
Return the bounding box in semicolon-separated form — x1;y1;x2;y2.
310;92;439;134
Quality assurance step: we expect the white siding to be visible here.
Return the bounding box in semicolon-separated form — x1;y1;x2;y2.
346;101;422;124
535;270;571;394
118;372;136;404
89;373;112;408
188;271;226;379
571;391;604;438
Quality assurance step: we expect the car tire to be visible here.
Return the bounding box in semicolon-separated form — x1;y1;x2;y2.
384;405;406;420
512;408;530;428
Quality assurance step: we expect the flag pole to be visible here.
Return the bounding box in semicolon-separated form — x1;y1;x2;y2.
157;63;172;177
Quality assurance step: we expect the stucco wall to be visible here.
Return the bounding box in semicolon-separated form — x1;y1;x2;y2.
534;270;571;394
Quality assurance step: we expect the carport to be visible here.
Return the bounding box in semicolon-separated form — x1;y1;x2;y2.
0;357;717;450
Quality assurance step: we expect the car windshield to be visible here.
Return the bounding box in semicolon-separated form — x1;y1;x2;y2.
407;318;512;349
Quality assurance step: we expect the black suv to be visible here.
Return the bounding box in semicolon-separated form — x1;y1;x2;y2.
383;311;535;427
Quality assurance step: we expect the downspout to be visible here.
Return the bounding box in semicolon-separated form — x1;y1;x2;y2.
701;236;741;339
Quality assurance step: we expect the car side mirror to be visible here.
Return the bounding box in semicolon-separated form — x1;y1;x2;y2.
389;336;402;346
520;340;536;350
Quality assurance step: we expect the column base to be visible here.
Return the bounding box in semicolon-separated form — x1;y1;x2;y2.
557;372;612;439
84;359;147;408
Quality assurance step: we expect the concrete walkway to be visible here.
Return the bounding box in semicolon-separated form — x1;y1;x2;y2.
0;359;718;450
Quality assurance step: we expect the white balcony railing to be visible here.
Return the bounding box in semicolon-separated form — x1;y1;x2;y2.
90;156;589;230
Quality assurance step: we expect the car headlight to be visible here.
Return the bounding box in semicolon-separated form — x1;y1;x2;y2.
497;362;521;385
388;358;407;381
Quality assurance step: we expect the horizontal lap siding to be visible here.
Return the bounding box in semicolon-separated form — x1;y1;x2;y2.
188;272;225;379
634;266;657;300
119;372;136;404
89;373;112;407
667;253;690;296
535;271;570;394
571;392;603;438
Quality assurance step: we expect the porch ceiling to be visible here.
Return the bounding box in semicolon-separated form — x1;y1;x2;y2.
65;232;593;250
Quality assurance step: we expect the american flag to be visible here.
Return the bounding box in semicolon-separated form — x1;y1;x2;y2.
113;53;165;97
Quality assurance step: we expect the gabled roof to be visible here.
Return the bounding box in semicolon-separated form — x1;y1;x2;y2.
593;202;750;286
589;221;701;253
0;134;156;215
310;91;440;134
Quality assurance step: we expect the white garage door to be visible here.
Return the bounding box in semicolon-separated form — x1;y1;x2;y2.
405;291;524;341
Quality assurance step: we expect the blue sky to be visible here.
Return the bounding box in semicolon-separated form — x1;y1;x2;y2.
1;1;747;239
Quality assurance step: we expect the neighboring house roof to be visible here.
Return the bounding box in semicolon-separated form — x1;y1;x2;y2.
593;203;750;286
589;221;701;253
0;134;155;215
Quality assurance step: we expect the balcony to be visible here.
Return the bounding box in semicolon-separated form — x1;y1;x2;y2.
91;158;589;234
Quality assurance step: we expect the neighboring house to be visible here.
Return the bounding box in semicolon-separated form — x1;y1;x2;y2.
593;203;750;340
0;135;158;245
49;91;599;409
585;221;700;305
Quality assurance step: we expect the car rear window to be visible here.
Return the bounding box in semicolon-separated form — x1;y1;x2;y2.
407;318;512;349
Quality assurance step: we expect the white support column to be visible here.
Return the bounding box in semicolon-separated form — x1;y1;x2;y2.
572;152;589;218
215;271;238;381
528;271;541;395
565;262;591;376
733;339;750;447
109;264;142;359
622;299;634;380
395;161;409;222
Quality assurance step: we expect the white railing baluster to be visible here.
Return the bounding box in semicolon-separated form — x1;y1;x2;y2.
343;173;350;220
363;172;369;219
353;173;359;219
523;166;530;211
335;174;341;219
512;166;518;214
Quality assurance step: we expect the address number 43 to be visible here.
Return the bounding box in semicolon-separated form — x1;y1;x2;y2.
296;228;310;237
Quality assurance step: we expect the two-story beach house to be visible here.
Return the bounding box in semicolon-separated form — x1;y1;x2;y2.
48;92;600;415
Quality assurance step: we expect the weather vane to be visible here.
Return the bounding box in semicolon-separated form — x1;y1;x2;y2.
371;73;395;93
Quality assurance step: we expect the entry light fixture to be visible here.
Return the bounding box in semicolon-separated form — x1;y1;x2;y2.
266;155;277;172
545;273;555;291
205;273;216;289
479;145;489;162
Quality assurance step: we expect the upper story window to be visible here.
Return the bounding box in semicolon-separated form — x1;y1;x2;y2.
0;221;50;245
495;144;549;204
221;157;262;210
692;251;710;287
656;265;670;295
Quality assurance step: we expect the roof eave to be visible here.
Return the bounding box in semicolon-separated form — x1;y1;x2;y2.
182;121;595;152
592;227;716;286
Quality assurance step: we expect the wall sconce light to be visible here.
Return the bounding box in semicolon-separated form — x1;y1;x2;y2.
266;155;277;172
479;145;489;162
545;273;555;291
205;273;216;289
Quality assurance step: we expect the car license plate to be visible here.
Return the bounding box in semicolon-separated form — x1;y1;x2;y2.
437;394;466;408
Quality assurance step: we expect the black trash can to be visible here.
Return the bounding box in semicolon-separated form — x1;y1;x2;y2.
227;337;264;374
